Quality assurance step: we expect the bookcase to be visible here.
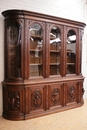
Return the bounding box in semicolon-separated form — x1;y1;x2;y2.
2;9;85;120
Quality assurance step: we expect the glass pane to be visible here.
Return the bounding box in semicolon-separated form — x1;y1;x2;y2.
29;23;43;77
8;23;21;77
66;30;76;74
80;31;83;74
50;27;61;75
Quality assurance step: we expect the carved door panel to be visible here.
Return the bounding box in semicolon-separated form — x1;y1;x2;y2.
25;85;46;115
48;83;64;110
65;81;79;105
78;80;85;103
3;85;24;120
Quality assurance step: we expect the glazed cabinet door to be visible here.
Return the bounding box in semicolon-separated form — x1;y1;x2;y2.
4;19;24;81
64;26;79;75
46;23;64;77
25;20;45;79
78;29;84;75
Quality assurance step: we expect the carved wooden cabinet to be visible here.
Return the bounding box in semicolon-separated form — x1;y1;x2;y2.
2;10;85;120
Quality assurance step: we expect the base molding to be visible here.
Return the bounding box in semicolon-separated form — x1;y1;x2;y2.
2;102;84;120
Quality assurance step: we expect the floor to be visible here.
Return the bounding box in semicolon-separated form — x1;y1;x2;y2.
0;100;87;130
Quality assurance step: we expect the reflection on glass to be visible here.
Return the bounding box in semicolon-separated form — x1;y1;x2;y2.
50;27;61;75
8;23;21;77
80;31;83;74
29;24;43;77
66;30;76;74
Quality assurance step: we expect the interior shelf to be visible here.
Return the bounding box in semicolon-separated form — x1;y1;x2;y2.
30;35;43;40
30;49;42;51
50;50;60;52
50;63;60;65
67;63;75;65
30;64;42;65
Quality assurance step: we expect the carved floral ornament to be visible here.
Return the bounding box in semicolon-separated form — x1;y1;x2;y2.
31;89;42;109
8;92;20;111
68;85;75;102
51;88;60;106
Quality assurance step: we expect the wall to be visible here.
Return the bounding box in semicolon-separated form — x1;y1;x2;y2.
0;0;86;116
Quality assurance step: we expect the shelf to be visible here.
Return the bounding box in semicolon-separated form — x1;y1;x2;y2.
50;50;60;52
67;63;75;65
50;63;60;65
50;36;56;40
30;34;43;40
67;49;73;53
67;40;76;44
30;64;42;65
30;49;42;51
67;49;75;52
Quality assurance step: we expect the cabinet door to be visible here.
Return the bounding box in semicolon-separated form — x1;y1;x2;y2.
28;21;45;78
65;27;78;75
25;85;46;116
48;83;64;110
47;24;63;77
65;81;78;105
65;81;84;106
3;84;25;120
78;29;84;75
5;20;24;80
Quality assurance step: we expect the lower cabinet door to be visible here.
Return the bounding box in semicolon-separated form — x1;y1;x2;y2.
65;80;84;106
3;84;25;120
25;85;46;118
48;83;64;110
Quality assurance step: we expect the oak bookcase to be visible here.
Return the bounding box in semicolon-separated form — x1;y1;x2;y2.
2;9;85;120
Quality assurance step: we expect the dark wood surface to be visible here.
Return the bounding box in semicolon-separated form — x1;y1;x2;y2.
2;9;85;120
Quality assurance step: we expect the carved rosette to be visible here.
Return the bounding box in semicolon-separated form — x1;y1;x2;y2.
51;88;60;106
31;90;42;109
68;85;75;102
8;92;20;110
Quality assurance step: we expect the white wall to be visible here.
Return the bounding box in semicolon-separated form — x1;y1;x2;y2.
0;0;87;116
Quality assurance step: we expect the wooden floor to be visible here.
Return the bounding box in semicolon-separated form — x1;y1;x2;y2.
0;99;87;130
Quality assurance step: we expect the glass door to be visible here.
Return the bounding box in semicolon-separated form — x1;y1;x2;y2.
66;30;76;74
29;23;43;77
8;22;21;78
50;26;61;76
